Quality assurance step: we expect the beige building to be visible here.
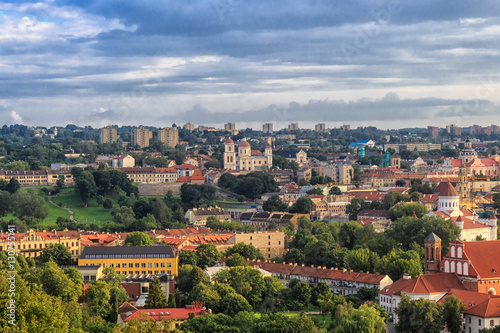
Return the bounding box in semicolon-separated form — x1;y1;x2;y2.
184;207;231;226
262;123;273;133
100;126;119;144
287;123;299;131
158;127;179;148
183;122;195;131
131;126;152;148
224;123;236;131
315;123;326;132
0;229;82;261
0;169;74;186
297;167;312;182
223;139;272;171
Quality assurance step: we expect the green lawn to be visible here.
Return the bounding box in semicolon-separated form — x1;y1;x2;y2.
310;314;332;330
50;188;115;226
42;196;71;225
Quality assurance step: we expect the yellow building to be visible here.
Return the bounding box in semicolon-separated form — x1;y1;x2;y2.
0;229;82;260
131;126;152;148
78;246;179;277
100;126;119;144
0;169;74;186
158;127;179;148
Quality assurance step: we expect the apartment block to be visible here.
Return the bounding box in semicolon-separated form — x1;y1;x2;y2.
158;127;179;148
287;123;299;131
79;245;179;277
262;123;273;133
315;123;326;132
131;126;152;148
224;123;236;131
100;126;119;144
183;122;195;131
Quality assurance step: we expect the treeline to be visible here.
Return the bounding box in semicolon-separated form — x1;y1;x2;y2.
281;215;460;282
218;172;278;200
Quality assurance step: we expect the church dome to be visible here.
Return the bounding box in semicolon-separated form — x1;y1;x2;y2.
239;140;250;148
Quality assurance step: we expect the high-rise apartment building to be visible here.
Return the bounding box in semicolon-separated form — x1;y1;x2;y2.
315;123;326;132
288;123;299;131
183;122;195;131
427;126;439;137
100;126;119;144
131;126;152;148
224;123;236;131
158;127;179;148
262;123;273;133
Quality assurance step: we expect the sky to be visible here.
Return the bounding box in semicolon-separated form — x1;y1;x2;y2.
1;0;500;130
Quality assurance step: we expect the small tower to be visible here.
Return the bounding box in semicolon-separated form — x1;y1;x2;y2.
223;138;236;170
424;232;442;274
459;136;477;164
489;213;498;240
265;145;273;168
437;182;461;217
390;153;401;169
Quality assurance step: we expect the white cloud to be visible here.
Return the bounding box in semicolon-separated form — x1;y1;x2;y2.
10;111;22;124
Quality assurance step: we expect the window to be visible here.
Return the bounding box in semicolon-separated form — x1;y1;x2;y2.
469;317;471;324
167;270;171;275
167;263;171;267
148;263;152;268
83;276;89;282
161;270;165;274
148;271;152;274
154;263;158;268
129;263;133;268
161;263;165;267
141;263;146;268
135;271;139;274
116;264;120;268
268;235;271;239
135;263;140;268
479;319;482;326
141;271;146;274
491;320;494;327
268;242;271;245
90;276;96;281
154;271;159;274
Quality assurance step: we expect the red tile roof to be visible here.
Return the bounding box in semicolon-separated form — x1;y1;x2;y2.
380;273;465;296
437;182;459;197
120;303;205;322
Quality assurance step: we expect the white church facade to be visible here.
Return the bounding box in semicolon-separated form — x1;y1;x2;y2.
223;138;272;171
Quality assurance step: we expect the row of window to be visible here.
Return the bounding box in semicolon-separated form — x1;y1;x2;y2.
0;242;78;251
84;254;171;259
116;270;171;275
100;262;171;268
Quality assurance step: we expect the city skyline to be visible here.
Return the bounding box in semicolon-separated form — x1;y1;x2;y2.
1;1;500;129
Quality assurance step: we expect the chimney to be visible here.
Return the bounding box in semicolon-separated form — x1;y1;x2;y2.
375;272;380;276
301;264;305;267
403;273;411;280
311;265;314;268
349;269;353;273
342;268;347;273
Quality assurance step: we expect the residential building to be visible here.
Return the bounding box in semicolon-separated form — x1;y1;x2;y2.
262;123;273;133
158;127;179;148
118;302;206;330
120;273;175;304
100;125;119;144
131;126;152;148
427;126;439;137
184;207;231;226
224;123;235;131
96;154;135;168
0;229;81;260
297;167;312;182
0;169;75;186
315;123;326;132
223;138;272;171
249;261;392;296
183;122;195;131
275;150;307;166
287;123;299;131
79;246;179;277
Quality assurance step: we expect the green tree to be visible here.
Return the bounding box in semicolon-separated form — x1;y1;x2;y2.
0;191;12;217
395;294;443;333
289;197;313;214
345;248;380;273
179;250;198;267
263;195;288;212
291;281;312;306
6;177;21;194
40;243;72;265
75;170;97;207
388;203;428;221
381;249;423;281
226;253;248;267
85;280;112;318
124;231;155;246
27;261;81;303
196;244;222;268
145;276;168;309
339;221;363;250
218;172;238;190
217;292;252;316
334;304;385;333
225;242;264;260
102;198;113;210
330;186;342;195
56;175;65;189
443;296;466;333
11;189;49;221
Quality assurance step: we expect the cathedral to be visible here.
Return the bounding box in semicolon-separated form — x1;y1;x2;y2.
223;138;272;171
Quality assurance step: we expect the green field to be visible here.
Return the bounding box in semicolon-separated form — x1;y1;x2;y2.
50;188;115;226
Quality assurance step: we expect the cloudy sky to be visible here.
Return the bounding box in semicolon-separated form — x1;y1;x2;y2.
1;0;500;129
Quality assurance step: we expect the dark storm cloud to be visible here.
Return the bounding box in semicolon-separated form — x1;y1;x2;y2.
1;0;500;127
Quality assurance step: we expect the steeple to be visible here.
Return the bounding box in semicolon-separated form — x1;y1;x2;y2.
424;232;442;274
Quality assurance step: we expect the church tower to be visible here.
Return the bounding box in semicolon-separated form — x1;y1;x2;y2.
459;136;477;164
424;233;442;274
224;138;236;170
390;153;401;169
437;181;461;217
457;160;470;200
265;145;273;168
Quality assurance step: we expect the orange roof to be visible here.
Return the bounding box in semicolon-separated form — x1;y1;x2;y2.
466;298;500;318
190;169;205;180
461;240;500;279
380;273;465;296
437;288;500;310
176;176;191;183
437;182;459;197
120;304;205;322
